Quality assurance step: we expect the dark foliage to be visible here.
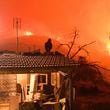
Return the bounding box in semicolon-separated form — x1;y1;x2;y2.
79;86;99;95
71;56;110;95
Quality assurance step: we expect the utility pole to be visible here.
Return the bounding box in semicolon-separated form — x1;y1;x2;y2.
13;17;21;54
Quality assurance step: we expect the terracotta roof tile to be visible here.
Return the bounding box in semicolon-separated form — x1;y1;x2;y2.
0;54;77;73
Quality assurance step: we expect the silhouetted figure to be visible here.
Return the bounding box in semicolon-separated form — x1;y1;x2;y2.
45;38;52;53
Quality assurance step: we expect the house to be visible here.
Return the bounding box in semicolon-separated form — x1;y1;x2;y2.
0;53;77;110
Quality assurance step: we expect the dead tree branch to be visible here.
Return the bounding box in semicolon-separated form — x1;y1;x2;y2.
67;29;79;58
70;41;96;59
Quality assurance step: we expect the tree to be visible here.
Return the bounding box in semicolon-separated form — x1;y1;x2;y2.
71;56;110;95
57;28;95;59
56;28;110;109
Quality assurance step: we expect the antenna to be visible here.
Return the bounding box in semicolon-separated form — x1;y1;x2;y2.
13;17;21;54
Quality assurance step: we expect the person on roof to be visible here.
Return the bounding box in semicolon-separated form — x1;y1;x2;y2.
45;38;53;53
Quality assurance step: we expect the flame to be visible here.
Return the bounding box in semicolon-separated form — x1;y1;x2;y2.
24;31;33;37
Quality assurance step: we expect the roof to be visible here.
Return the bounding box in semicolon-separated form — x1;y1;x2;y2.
0;53;78;73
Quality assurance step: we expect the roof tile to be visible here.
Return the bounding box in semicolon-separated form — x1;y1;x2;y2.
0;54;77;73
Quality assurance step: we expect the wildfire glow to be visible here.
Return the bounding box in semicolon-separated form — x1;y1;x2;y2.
56;36;61;41
107;43;110;55
24;31;33;37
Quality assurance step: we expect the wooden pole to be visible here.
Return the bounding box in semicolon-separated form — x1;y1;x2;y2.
69;72;73;110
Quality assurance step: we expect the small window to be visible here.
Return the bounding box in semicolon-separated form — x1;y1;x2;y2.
37;74;47;84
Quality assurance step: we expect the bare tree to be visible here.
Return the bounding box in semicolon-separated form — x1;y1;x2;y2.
57;28;79;57
70;41;96;59
57;28;95;59
66;29;79;57
56;29;110;110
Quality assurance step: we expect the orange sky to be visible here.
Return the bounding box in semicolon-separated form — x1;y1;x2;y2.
0;0;110;68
